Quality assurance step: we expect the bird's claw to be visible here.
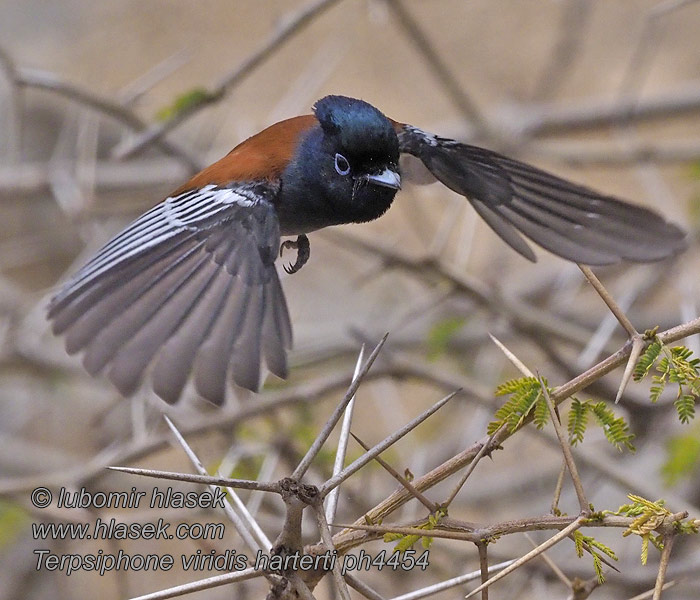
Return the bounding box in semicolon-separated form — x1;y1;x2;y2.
280;234;310;274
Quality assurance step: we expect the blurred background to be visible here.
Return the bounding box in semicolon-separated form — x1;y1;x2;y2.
1;1;699;598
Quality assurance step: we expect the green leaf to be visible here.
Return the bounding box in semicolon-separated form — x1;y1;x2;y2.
590;402;635;452
0;501;27;549
571;531;617;583
567;398;588;446
426;317;466;360
688;161;700;180
156;87;214;121
533;394;550;429
650;381;665;404
489;377;545;433
634;339;663;381
675;394;696;424
640;534;649;565
662;428;700;486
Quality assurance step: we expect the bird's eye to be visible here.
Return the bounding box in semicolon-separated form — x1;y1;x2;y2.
334;153;351;176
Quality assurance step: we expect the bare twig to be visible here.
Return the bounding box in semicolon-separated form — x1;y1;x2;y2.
329;230;610;352
476;542;489;600
326;316;700;552
0;46;21;164
384;0;486;135
538;376;588;513
0;158;190;193
313;504;352;600
325;346;365;523
626;580;678;600
334;512;643;544
524;532;572;588
247;450;280;518
579;265;638;338
618;0;700;103
163;415;268;554
551;458;567;514
652;533;676;600
508;81;700;137
616;335;645;403
488;333;534;377
531;138;700;165
443;431;499;509
129;567;264;600
118;48;193;106
344;573;386;600
530;0;591;102
351;433;437;512
107;465;279;493
321;389;459;495
389;562;516;600
0;364;398;496
293;335;388;479
464;518;585;599
16;67;198;170
569;576;601;600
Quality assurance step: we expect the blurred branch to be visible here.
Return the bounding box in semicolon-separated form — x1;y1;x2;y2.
0;158;190;193
530;0;591;102
500;81;700;137
328;229;615;353
618;0;700;101
384;0;486;136
14;66;199;171
0;46;21;163
532;137;700;166
111;0;344;160
118;48;193;106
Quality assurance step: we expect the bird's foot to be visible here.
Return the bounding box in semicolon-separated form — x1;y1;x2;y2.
280;234;310;274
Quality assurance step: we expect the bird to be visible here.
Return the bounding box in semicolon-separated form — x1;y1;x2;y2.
48;95;686;405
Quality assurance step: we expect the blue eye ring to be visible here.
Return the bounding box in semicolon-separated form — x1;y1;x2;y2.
334;153;351;176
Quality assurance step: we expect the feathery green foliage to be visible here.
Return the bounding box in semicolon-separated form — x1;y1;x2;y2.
662;426;700;486
633;338;663;381
613;495;673;565
634;338;699;423
589;401;635;451
567;398;589;445
566;399;634;451
383;508;447;551
489;378;635;450
572;531;618;583
488;377;547;434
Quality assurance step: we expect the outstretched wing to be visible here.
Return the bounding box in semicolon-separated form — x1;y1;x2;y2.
48;183;292;405
398;125;686;265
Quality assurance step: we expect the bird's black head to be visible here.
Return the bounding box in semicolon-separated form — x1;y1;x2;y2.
313;95;399;161
278;96;401;234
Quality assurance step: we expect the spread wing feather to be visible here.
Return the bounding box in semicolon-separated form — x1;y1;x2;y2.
48;184;292;405
398;126;686;264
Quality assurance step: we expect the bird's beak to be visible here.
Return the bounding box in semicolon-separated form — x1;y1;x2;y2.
364;168;401;190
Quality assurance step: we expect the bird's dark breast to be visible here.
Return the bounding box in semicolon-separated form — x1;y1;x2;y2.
343;184;397;224
275;183;397;235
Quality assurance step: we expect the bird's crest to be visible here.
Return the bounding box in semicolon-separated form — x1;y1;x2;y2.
313;95;399;159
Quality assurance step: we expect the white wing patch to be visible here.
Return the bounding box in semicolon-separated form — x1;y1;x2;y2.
54;186;258;304
164;184;255;230
401;126;438;147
